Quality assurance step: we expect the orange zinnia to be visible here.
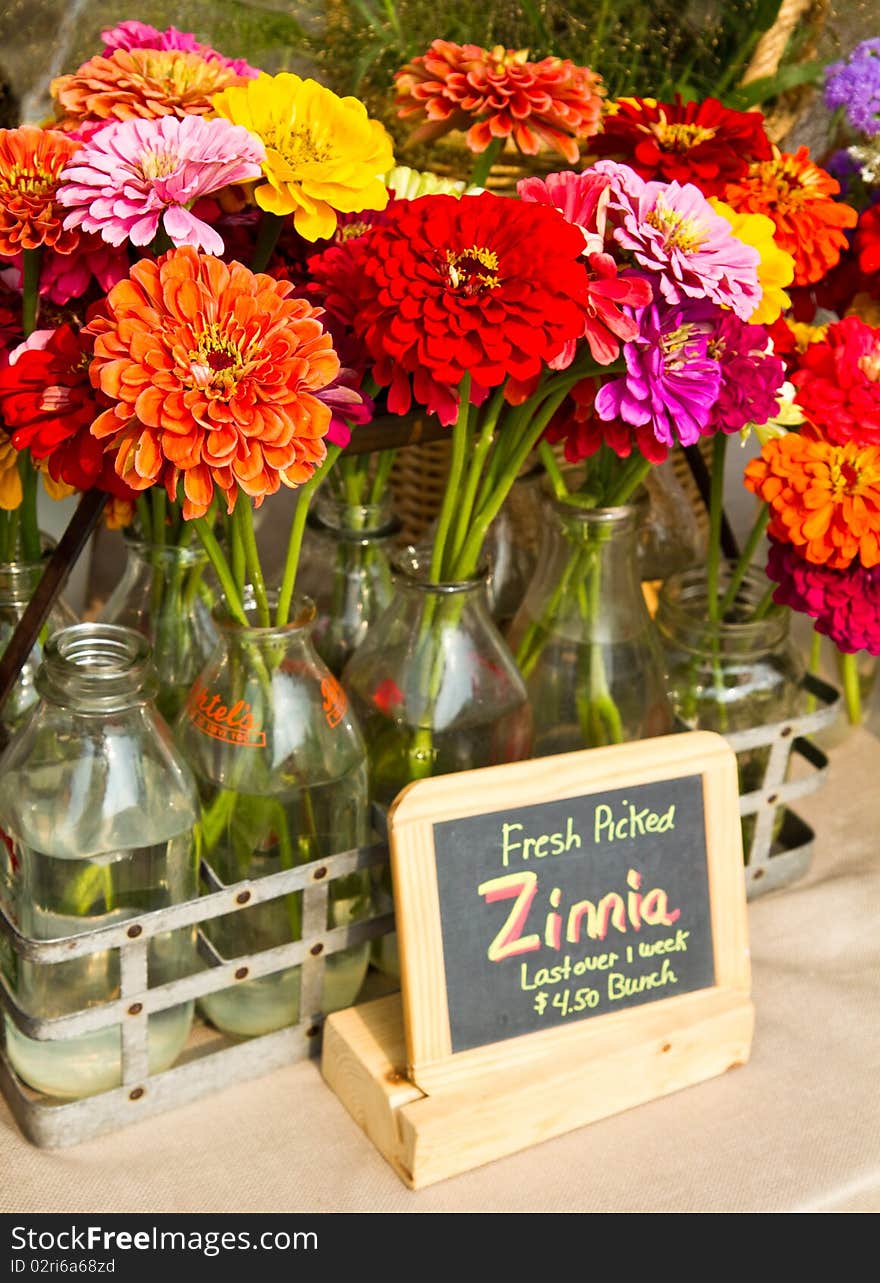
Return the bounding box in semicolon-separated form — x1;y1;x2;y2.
723;146;857;287
87;246;340;520
744;431;880;569
51;49;249;130
0;126;81;256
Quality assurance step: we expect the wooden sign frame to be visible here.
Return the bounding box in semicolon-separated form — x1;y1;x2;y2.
322;731;755;1189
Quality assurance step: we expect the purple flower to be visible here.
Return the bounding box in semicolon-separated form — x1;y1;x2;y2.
594;159;762;320
824;39;880;138
594;299;722;448
704;312;785;436
57;115;265;256
766;539;880;655
101;21;260;79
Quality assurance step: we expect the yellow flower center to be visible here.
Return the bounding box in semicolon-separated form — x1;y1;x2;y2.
188;325;249;395
488;46;530;73
858;343;880;383
337;219;370;243
264;124;332;168
646;200;703;253
444;245;500;295
2;162;57;198
652;121;717;150
141;149;179;180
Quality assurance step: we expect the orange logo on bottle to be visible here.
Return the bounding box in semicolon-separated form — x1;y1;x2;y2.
186;680;267;748
321;674;348;729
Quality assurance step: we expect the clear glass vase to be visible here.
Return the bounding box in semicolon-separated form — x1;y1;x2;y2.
0;623;199;1100
173;595;372;1039
0;549;77;737
506;502;674;754
296;492;400;676
655;564;806;858
99;536;218;723
484;464;545;630
342;551;534;977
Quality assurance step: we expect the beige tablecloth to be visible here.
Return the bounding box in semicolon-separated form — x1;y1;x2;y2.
2;727;879;1214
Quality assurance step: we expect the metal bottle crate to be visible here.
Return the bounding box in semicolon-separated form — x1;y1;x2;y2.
0;675;840;1147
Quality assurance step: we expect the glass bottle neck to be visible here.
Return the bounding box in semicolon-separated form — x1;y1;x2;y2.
35;623;159;712
124;535;209;571
656;565;790;658
309;492;399;542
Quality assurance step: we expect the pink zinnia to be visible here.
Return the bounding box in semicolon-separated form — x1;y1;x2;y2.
57;115;265;256
518;168;653;365
101;20;260;78
595;159;761;320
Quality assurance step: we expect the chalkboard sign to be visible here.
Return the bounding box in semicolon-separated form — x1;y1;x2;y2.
433;773;714;1053
387;731;751;1092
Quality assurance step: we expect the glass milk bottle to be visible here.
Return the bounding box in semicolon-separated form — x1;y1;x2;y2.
0;623;199;1099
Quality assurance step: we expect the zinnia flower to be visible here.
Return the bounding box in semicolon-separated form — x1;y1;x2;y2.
51;49;250;131
517;169;653;364
57;115;265;256
350;191;591;424
790;315;880;445
723;147;858;287
704;312;785;437
596;160;762;319
544;376;670;465
594;298;722;448
766;537;880;655
0;321;133;499
0;126;81;256
394;40;604;164
743;431;880;569
709;198;794;324
589;95;771;198
211;73;394;241
87;246;340;519
855;203;880;276
100;20;260;79
824;38;880;138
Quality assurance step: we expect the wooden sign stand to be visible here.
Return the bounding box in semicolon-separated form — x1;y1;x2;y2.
322;732;755;1190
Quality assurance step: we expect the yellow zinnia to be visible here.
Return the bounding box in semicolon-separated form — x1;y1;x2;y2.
212;73;394;241
710;198;794;325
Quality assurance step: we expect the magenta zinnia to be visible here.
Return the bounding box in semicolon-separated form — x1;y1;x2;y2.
704;312;785;437
766;538;880;655
57;115;265;255
351;191;591;423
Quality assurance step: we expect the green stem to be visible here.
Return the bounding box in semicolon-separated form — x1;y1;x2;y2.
17;453;40;562
367;448;397;506
468;137;505;188
448;385;503;569
191;517;248;625
538;440;568;501
251;211;285;274
135;496;152;543
453;382;574;581
234;500;270;627
751;583;778;621
718;506;769;618
21;248;41;337
840;651;863;726
706;434;727;624
429;375;470;583
275;445;342;627
605;454;653;508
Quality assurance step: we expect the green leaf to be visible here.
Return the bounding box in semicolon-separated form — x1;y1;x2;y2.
727;61;823;111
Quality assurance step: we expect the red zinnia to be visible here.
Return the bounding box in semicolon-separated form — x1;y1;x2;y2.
790;315;880;445
723;146;858;287
0;321;134;499
588;95;771;198
351;192;591;424
0;126;81;257
395;40;604;164
855;203;880;278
